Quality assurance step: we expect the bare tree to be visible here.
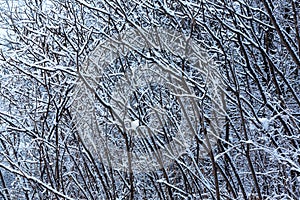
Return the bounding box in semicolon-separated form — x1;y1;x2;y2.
0;0;299;199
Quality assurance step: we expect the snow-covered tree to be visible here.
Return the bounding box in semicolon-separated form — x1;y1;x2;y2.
0;0;299;199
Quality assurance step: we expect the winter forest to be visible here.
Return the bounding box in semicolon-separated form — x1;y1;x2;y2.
0;0;299;199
